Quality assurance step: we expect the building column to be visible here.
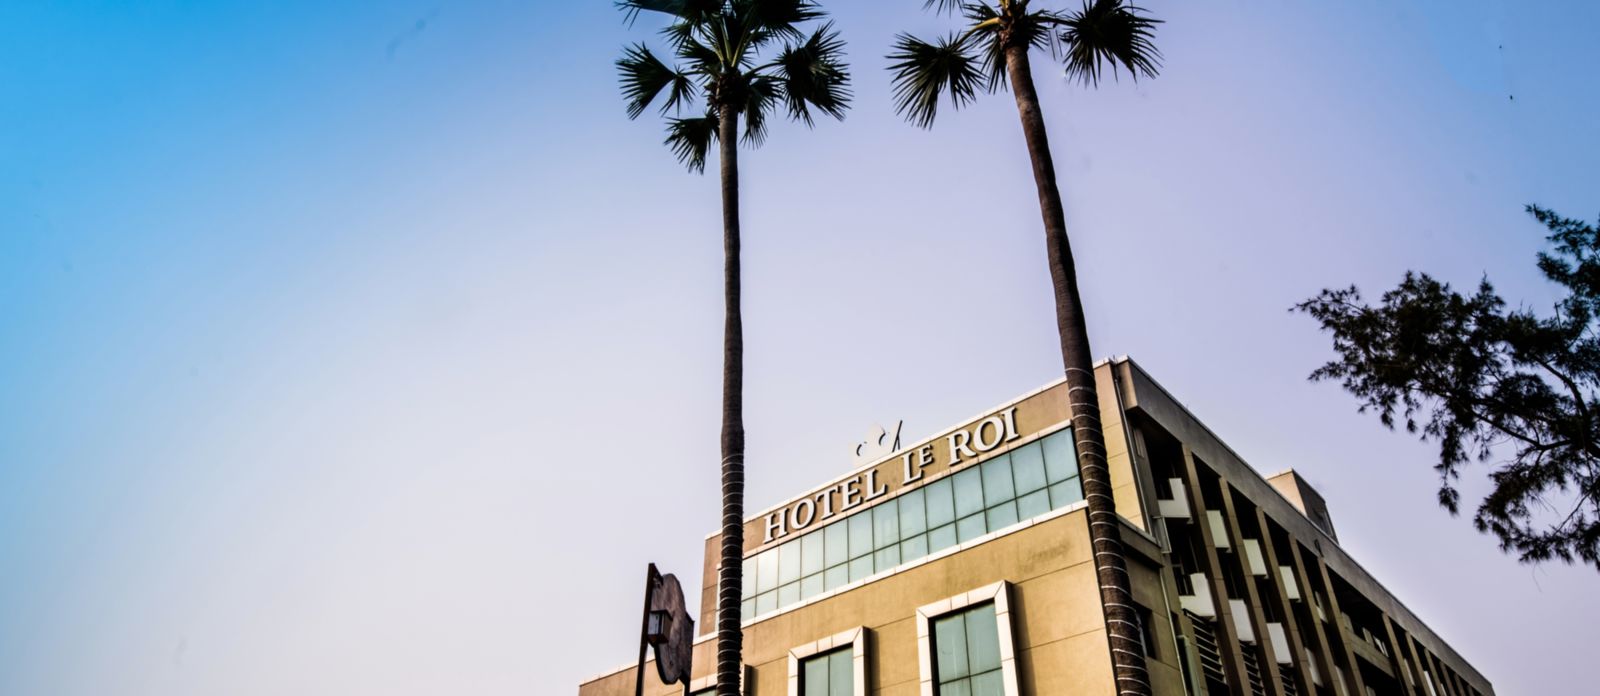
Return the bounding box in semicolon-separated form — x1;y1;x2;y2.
1380;616;1418;696
1313;561;1370;696
1251;511;1317;696
1282;544;1341;696
1446;664;1468;696
1440;652;1465;696
1179;446;1251;695
1214;481;1287;696
1158;563;1209;696
1403;631;1448;696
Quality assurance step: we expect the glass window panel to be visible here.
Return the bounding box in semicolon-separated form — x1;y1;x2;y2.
1050;477;1084;509
756;590;776;615
981;455;1015;507
1010;441;1047;494
779;581;800;607
825;521;848;567
741;598;754;622
849;513;873;559
956;512;986;543
925;477;955;528
929;523;957;553
801;531;825;576
953;468;984;518
778;539;801;585
932;603;1005;696
757;550;778;593
849;554;874;582
825;564;849;592
934;613;969;682
899;487;927;536
900;533;928;561
965;604;1002;673
874;544;900;571
985;501;1018;531
873;499;900;550
1017;488;1050;520
970;671;1004;696
1043;429;1078;484
741;557;757;600
803;652;830;696
829;648;852;696
801;572;824;601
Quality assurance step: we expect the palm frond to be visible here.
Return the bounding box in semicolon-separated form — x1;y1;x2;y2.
618;0;725;26
959;3;1011;93
736;0;821;44
676;34;723;72
659;19;699;50
705;11;752;69
619;0;850;162
771;22;851;126
1057;0;1162;86
1010;8;1063;51
991;9;1060;90
618;44;697;119
923;0;969;17
887;32;984;128
742;75;780;145
664;111;720;172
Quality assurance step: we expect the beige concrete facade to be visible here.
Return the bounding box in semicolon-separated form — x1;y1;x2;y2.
579;357;1493;696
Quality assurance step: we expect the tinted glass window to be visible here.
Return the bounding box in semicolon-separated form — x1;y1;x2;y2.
736;429;1082;618
933;603;1004;696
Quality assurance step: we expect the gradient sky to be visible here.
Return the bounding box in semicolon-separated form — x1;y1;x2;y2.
2;1;1596;694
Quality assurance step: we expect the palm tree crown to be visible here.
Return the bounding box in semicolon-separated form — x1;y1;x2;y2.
888;0;1160;127
618;0;851;171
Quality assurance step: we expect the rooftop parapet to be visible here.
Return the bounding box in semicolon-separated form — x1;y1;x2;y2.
1266;469;1338;543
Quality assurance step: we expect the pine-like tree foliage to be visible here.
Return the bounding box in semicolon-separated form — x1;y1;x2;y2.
1298;205;1600;571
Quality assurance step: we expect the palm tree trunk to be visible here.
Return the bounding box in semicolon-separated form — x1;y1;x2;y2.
1003;43;1151;696
714;106;746;696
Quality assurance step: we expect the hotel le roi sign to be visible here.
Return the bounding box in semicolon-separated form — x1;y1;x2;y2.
760;405;1027;545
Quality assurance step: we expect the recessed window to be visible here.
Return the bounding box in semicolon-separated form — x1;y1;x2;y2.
933;603;1004;695
800;647;853;696
916;582;1018;696
1135;603;1158;658
788;627;867;696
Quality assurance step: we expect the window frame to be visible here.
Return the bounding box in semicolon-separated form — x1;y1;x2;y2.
915;581;1019;696
1134;602;1158;659
788;626;868;696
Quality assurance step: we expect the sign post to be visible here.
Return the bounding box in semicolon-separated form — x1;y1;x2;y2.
634;563;694;696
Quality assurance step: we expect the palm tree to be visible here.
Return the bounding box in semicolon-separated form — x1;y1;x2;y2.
616;2;849;694
887;1;1160;693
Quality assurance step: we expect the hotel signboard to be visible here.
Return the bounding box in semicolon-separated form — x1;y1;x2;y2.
742;381;1070;554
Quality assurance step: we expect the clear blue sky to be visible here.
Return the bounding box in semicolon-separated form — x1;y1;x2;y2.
2;1;1595;694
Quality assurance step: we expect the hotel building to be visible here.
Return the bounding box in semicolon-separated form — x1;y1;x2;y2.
578;357;1493;696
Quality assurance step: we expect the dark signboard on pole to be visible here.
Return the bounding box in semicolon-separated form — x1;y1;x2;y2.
634;563;694;696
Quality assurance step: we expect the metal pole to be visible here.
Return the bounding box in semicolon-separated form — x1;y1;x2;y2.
634;563;659;696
